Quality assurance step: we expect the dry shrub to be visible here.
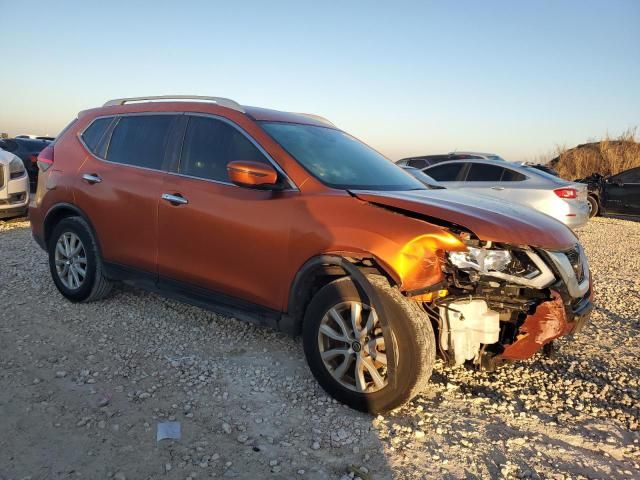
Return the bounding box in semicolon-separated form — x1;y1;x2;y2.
548;127;640;179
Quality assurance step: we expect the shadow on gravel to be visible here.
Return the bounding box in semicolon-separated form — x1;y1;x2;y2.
595;304;640;328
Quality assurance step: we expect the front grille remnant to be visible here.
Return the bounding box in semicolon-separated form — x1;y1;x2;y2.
565;245;584;283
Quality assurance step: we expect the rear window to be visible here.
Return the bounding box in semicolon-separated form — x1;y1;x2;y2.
426;162;465;181
107;115;177;170
81;117;113;156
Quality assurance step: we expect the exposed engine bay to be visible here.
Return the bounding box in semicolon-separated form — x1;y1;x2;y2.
420;238;593;369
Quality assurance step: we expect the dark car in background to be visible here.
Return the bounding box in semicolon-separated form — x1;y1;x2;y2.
576;167;640;217
0;137;51;191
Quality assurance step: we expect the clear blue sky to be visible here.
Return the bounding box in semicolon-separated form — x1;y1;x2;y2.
1;0;638;161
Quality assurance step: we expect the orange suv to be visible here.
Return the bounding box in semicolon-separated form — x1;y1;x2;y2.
30;96;593;412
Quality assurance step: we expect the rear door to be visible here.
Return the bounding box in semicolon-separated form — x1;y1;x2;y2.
423;161;467;187
74;113;180;274
457;162;509;198
156;114;295;311
604;167;640;214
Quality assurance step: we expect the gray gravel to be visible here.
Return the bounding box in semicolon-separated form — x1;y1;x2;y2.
0;216;638;479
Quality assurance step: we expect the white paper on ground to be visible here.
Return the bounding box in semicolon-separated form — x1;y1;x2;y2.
157;421;181;442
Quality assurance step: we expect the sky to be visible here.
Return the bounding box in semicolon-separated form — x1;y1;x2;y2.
0;0;638;161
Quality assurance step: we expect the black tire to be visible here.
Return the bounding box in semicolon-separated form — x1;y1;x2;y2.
48;216;112;302
303;275;435;413
587;195;599;218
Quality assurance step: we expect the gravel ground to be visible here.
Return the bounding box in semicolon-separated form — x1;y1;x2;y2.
0;216;639;480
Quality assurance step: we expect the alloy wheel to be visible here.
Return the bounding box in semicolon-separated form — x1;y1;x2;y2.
54;232;87;290
317;301;389;393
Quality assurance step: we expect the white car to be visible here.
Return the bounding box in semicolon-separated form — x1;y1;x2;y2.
0;148;30;219
423;159;589;229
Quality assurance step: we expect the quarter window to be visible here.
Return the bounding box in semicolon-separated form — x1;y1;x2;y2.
500;168;527;182
425;162;465;181
107;115;177;170
466;163;504;182
179;116;270;182
407;159;427;169
81;117;113;156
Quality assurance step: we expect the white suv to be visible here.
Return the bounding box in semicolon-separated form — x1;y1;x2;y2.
0;148;29;219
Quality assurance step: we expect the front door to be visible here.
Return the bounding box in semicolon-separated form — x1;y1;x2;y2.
603;167;640;215
157;114;295;311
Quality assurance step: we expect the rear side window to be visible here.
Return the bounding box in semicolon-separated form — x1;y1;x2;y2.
179;115;270;183
81;117;113;156
407;159;427;169
426;162;465;181
107;115;176;170
466;163;504;181
501;168;527;182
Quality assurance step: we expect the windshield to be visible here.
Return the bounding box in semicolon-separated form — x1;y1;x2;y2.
260;122;426;191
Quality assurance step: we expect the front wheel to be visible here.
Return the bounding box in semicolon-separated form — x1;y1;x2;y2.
302;276;435;413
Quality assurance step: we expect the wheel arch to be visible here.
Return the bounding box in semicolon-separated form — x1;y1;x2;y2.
44;203;102;254
281;253;399;336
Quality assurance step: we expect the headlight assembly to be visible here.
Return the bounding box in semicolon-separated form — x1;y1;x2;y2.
447;245;556;289
449;247;512;272
9;157;26;179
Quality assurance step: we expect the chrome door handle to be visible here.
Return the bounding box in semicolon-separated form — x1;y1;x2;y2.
161;193;189;205
82;173;102;184
491;186;505;191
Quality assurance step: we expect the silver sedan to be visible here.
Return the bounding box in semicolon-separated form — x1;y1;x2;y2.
422;159;589;229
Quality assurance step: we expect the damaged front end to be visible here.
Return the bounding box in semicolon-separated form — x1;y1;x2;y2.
417;239;593;370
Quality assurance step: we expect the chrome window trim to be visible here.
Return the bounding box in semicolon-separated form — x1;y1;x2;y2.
77;112;298;192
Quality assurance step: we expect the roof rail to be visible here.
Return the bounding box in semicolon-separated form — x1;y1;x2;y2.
103;95;245;113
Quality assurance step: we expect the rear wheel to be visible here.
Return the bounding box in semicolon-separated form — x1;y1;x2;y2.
587;195;599;218
303;276;435;413
48;216;112;302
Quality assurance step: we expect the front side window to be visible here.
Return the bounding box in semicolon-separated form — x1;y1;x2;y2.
179;116;270;182
611;167;640;183
425;162;465;182
260;122;424;191
81;117;113;156
466;163;504;182
107;115;177;170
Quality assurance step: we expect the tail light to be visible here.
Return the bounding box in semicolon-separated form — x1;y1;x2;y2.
30;154;38;165
554;187;577;199
37;145;55;172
